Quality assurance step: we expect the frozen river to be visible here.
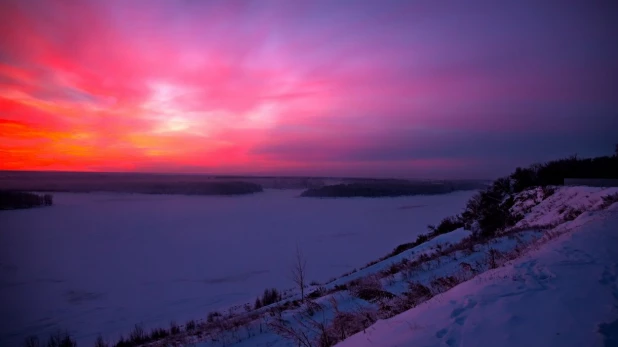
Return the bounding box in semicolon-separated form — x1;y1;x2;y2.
0;189;475;345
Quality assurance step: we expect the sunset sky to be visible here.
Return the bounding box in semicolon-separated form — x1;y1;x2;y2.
1;0;616;178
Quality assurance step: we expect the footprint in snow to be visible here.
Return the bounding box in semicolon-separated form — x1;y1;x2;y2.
450;298;477;318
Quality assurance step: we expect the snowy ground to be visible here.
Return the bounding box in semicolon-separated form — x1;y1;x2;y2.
0;189;475;346
339;199;618;347
177;186;617;347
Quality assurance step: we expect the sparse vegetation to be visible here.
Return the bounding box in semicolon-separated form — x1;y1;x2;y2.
44;331;76;347
349;276;394;302
300;180;485;198
427;215;464;236
254;288;282;309
128;324;146;344
600;193;618;209
148;327;169;340
307;286;326;299
94;335;109;347
207;311;222;323
185;320;196;331
563;207;584;221
169;321;180;335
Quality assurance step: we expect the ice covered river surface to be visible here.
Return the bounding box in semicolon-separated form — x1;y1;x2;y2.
0;189;476;345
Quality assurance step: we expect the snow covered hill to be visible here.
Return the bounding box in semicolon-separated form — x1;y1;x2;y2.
338;194;618;347
55;186;615;347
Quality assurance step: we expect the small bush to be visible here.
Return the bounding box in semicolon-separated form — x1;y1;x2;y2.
406;282;432;304
258;288;281;307
94;335;109;347
324;310;377;343
307;286;326;299
128;324;146;344
430;276;460;293
46;331;76;347
401;260;422;281
303;300;323;316
389;242;414;257
600;193;618;209
563;207;584;221
207;311;222;323
333;283;348;291
459;262;477;274
381;262;404;276
149;327;169;341
114;335;129;347
185;320;196;331
350;276;392;302
428;216;464;236
254;297;262;309
169;321;180;335
541;186;556;198
388;233;432;258
355;288;396;302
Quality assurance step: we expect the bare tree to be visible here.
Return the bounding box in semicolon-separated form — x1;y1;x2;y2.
291;245;307;301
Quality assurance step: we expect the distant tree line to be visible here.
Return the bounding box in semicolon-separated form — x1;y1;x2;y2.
0;191;53;210
138;181;264;195
300;180;486;198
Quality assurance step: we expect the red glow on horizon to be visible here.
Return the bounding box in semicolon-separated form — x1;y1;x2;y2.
1;1;615;178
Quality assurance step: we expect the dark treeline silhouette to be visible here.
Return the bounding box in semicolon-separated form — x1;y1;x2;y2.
510;155;618;192
462;153;618;238
23;331;76;347
389;151;618;256
0;191;53;210
138;181;263;195
300;180;486;198
0;171;266;196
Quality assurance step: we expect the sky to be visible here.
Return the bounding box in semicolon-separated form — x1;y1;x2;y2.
0;0;617;178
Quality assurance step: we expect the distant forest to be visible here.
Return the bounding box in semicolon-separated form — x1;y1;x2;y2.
300;180;487;198
301;152;618;198
0;191;53;210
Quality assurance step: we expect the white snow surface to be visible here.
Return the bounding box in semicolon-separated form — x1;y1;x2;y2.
323;228;471;289
0;189;475;346
513;186;618;227
338;188;618;347
4;186;616;347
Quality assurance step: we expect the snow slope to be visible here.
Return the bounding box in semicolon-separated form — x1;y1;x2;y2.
185;186;617;347
0;189;475;346
338;192;618;347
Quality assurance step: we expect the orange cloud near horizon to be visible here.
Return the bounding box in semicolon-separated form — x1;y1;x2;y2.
1;0;616;178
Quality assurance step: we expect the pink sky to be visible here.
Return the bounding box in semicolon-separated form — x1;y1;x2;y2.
1;0;616;178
